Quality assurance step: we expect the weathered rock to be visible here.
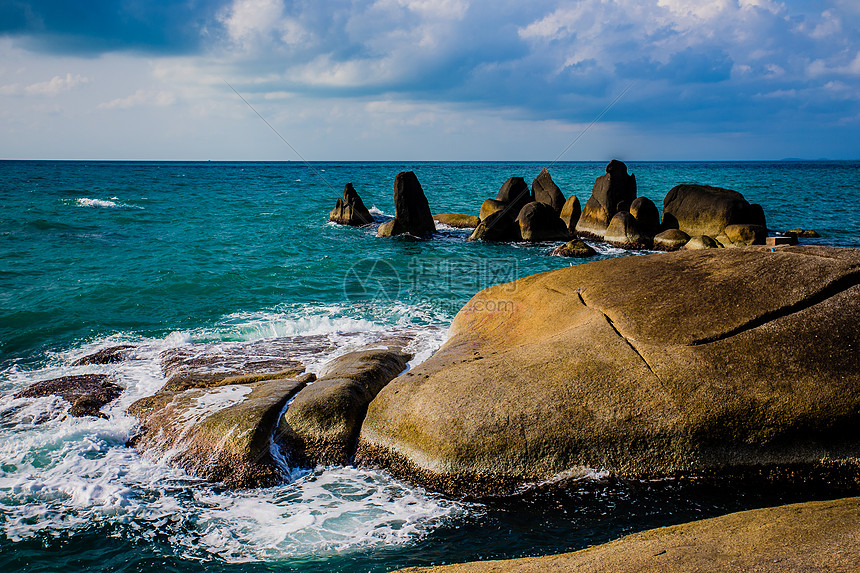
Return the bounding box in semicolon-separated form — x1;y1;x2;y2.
468;210;522;242
629;196;660;237
377;171;436;237
681;235;721;250
787;228;821;238
159;338;311;393
495;177;533;216
549;239;596;258
652;229;690;251
15;374;123;419
575;160;637;240
72;344;136;366
603;212;651;250
329;183;374;226
717;223;767;247
516;202;569;242
531;168;565;214
662;184;766;238
356;246;860;496
129;374;313;488
559;195;581;234
396;497;860;573
433;213;481;229
479;199;509;221
277;348;412;466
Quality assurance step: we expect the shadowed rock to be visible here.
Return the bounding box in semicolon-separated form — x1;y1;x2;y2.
629;196;660;237
559;195;581;234
516;201;569;242
72;345;136;366
662;184;766;238
495;177;533;216
377;171;436;237
329;183;374;226
603;212;651;250
468;210;522;242
15;374;123;419
575;160;637;240
479;199;508;221
531;168;565;214
357;246;860;496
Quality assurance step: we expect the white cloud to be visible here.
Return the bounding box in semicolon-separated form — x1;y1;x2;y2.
0;73;90;96
99;90;176;110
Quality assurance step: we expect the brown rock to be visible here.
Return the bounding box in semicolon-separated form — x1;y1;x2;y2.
433;213;481;229
787;228;821;238
652;229;690;251
662;184;766;238
559;195;581;234
478;199;509;221
629;196;660;237
468;210;522;242
72;345;136;366
15;374;123;419
549;239;596;258
495;177;533;215
681;235;721;250
516;202;569;242
574;160;637;240
603;211;651;250
377;171;436;237
329;183;374;226
531;168;565;213
718;224;767;247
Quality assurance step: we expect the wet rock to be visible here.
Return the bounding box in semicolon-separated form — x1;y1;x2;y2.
575;160;637;240
15;374;123;419
652;229;690;251
629;196;660;237
682;235;721;250
662;184;766;238
329;183;374;226
603;212;651;250
277;347;411;466
549;239;596;258
433;213;480;228
787;228;821;238
516;202;569;242
531;168;565;214
357;246;860;496
468;210;522;242
377;171;436;237
72;344;136;366
559;195;581;234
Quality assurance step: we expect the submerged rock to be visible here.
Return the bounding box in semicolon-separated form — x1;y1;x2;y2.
329;183;374;226
15;374;123;419
72;344;136;366
397;497;860;573
377;171;436;237
662;184;766;238
356;246;860;496
277;347;411;466
433;213;480;228
516;201;569;242
575;160;637;240
549;239;596;258
787;228;820;238
531;168;565;214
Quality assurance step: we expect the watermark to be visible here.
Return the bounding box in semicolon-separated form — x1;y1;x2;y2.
343;258;401;303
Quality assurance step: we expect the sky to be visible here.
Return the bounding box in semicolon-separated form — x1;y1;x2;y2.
0;0;858;161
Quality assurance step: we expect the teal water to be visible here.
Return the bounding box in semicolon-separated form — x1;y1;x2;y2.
1;160;858;572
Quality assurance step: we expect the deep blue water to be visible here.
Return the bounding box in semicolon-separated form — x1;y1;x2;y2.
1;160;858;572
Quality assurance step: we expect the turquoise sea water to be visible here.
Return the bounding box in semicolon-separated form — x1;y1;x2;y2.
1;160;859;572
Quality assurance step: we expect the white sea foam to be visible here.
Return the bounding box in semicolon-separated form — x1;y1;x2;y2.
76;197;119;208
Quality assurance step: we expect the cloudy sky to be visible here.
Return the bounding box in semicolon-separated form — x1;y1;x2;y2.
1;0;858;160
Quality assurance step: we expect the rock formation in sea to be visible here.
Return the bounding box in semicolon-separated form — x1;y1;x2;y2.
603;211;651;250
532;168;566;214
575;160;637;240
629;196;660;238
495;177;533;216
329;183;374;226
549;239;596;258
356;246;860;496
377;171;436;237
559;195;582;235
432;213;481;228
516;201;569;242
661;184;766;240
15;374;123;419
468;210;522;242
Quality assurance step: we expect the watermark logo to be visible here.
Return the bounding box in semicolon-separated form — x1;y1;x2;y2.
343;258;401;303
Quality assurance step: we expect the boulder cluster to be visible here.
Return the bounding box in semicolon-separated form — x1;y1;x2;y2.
329;161;786;254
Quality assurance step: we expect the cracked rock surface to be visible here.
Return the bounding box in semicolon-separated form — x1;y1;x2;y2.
355;246;860;496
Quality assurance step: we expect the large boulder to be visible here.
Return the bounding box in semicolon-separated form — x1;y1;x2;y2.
377;171;436;237
575;160;637;240
433;213;480;229
629;196;660;237
129;374;312;488
468;210;522;242
516;202;569;242
662;184;766;238
329;183;374;226
276;347;411;466
652;229;690;251
717;223;767;247
397;497;860;573
478;199;508;221
603;212;651;250
15;374;123;419
559;195;581;234
356;246;860;496
531;168;565;214
495;177;533;216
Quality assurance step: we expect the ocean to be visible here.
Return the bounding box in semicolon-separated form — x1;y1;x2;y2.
1;160;858;572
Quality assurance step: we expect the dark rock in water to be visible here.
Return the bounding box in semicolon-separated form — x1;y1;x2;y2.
653;229;691;251
516;201;569;242
575;160;637;240
718;224;767;247
377;171;436;237
277;347;411;466
787;228;821;238
495;177;533;216
129;373;313;488
662;184;765;238
559;195;581;234
433;213;480;228
629;196;660;237
604;211;651;250
329;183;373;226
478;198;509;221
405;497;860;573
15;374;123;418
682;235;721;250
532;168;565;214
549;239;596;258
468;210;522;242
356;246;860;496
72;344;136;366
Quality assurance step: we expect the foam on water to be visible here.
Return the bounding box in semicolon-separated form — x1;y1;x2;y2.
0;302;461;562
